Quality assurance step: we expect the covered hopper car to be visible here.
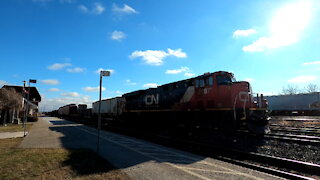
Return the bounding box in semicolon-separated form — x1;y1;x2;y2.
265;93;320;115
93;71;270;134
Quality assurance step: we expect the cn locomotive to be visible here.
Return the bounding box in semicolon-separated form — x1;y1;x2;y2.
92;71;270;134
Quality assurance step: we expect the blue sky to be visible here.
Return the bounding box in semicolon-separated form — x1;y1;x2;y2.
1;0;320;111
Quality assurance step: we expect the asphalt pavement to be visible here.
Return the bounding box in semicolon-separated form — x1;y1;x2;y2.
19;117;284;180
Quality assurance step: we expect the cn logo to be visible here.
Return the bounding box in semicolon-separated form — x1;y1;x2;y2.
145;94;159;105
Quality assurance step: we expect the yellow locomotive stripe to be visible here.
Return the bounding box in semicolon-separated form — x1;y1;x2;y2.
248;108;267;110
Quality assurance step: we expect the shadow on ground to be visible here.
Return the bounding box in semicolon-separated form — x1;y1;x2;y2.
62;149;117;175
46;117;264;177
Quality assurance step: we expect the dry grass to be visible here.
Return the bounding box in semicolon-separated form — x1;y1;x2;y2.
0;138;131;180
0;123;33;133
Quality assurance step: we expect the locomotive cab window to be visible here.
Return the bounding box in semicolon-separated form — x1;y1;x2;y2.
206;76;214;86
195;79;205;87
217;75;233;85
196;77;213;88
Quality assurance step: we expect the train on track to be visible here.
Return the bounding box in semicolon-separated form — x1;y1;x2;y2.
265;93;320;116
52;71;270;134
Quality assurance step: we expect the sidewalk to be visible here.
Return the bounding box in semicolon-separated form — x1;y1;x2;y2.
0;131;26;139
19;117;87;148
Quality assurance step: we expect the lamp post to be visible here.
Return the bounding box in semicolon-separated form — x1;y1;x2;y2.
23;79;37;137
97;70;110;154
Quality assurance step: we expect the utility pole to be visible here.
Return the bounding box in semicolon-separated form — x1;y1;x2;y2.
97;70;110;154
22;81;26;128
23;79;36;137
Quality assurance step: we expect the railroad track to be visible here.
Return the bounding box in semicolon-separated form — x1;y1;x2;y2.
160;135;320;180
271;127;320;137
271;116;320;121
262;132;320;145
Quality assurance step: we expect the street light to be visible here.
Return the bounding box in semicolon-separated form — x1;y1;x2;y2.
23;79;37;137
97;70;110;154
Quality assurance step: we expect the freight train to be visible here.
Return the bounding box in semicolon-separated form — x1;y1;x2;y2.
265;93;320;115
54;71;270;134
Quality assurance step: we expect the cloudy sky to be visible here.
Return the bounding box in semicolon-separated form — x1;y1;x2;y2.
1;0;320;111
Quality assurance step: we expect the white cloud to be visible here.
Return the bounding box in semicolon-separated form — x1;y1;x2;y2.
167;48;187;58
125;79;137;86
302;61;320;66
184;72;195;77
61;92;80;97
67;67;85;73
232;29;257;38
39;95;93;112
92;3;105;15
78;5;89;13
111;30;126;41
47;63;72;70
130;48;187;66
288;75;317;83
243;1;313;52
0;80;8;86
40;79;60;85
166;67;189;74
95;68;115;75
115;90;123;94
244;78;254;82
83;86;106;92
143;83;158;88
112;4;138;15
47;88;60;92
78;3;105;15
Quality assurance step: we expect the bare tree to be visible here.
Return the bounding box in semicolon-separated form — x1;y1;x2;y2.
0;88;22;124
281;84;300;95
305;84;319;93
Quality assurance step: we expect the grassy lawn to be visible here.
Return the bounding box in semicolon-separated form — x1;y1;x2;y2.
0;138;131;180
0;123;33;133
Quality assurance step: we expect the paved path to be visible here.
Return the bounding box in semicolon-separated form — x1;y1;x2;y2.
20;117;284;180
0;131;26;139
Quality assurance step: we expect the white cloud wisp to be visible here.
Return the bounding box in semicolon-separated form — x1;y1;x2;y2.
130;48;187;66
83;86;106;92
78;3;105;15
111;31;126;41
165;66;195;77
112;4;138;15
0;80;8;86
288;75;317;83
143;83;158;88
40;79;60;85
47;63;72;70
302;61;320;66
125;80;137;86
232;29;257;38
47;88;60;92
67;67;85;73
61;92;80;97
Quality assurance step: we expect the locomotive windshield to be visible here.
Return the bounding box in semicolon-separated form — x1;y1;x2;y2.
195;76;214;88
216;75;234;85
